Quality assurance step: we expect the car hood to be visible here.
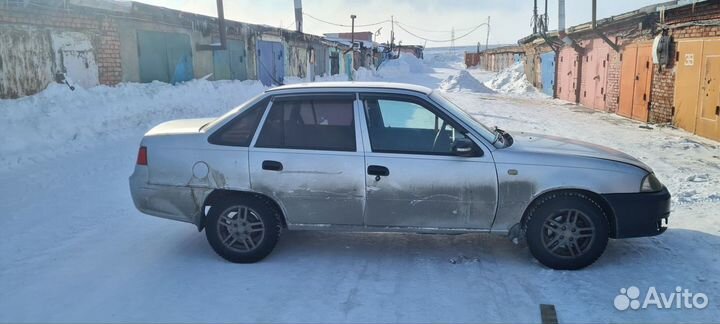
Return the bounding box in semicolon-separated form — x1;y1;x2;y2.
145;118;216;136
506;132;651;172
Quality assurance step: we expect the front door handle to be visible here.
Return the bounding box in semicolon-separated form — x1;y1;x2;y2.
262;160;283;171
367;165;389;177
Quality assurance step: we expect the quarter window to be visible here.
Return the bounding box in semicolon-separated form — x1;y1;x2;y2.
255;97;356;151
209;97;269;146
364;97;471;155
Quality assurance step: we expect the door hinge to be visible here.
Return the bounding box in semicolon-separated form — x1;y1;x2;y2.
716;106;719;116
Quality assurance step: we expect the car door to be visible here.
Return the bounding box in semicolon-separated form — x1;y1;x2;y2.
248;94;366;226
359;93;498;229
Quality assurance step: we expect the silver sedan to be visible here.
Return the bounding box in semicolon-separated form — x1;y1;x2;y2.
129;82;670;270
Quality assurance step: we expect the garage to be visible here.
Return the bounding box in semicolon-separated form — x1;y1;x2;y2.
674;38;720;141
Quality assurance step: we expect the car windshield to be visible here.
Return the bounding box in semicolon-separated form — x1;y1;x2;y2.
430;91;502;146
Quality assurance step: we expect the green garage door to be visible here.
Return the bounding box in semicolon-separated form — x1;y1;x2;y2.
137;30;193;83
213;39;247;81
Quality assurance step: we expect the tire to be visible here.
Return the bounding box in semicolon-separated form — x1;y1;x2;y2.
205;196;281;263
525;192;609;270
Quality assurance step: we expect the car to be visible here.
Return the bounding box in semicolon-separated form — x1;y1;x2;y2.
129;82;670;270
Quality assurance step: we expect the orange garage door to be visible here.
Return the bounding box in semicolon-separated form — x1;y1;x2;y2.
618;43;653;122
674;39;720;141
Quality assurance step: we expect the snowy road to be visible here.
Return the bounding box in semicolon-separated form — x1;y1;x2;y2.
1;53;719;323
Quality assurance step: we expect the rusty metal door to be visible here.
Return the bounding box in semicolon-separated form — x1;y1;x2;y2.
674;40;704;133
696;40;720;141
631;44;653;121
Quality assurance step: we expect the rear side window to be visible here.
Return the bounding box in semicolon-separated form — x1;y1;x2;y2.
209;97;270;146
255;97;356;151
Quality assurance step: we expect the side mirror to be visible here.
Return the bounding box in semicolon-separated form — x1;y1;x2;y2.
452;138;481;157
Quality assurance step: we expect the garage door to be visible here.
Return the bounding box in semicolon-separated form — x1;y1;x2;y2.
676;39;720;141
557;47;578;103
540;51;556;97
617;43;653;121
213;39;247;81
579;39;610;111
137;30;193;84
674;40;704;133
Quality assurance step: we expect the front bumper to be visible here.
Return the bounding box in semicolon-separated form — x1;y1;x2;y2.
602;188;671;239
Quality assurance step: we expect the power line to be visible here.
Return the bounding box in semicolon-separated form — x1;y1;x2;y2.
394;21;488;43
392;21;477;33
302;12;390;28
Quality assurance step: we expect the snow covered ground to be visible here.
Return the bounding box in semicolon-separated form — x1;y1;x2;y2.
1;50;719;323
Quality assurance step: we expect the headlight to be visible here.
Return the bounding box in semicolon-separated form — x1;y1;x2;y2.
641;173;664;192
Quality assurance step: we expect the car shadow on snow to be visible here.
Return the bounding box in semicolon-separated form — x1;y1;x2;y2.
169;228;719;322
178;227;720;276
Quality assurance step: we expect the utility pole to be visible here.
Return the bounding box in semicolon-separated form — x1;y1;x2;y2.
485;16;490;50
544;0;549;32
390;15;395;52
533;0;538;34
350;14;356;50
450;26;455;53
294;0;302;33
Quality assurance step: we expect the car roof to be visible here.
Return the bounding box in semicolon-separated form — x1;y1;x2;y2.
265;81;433;95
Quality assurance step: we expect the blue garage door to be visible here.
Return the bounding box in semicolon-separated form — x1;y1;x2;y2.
540;51;556;97
137;30;193;84
256;40;284;86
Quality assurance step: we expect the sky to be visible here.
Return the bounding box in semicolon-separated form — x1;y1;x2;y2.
124;0;665;47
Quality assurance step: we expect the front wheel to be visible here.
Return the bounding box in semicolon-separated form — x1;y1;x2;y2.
525;192;609;270
205;197;281;263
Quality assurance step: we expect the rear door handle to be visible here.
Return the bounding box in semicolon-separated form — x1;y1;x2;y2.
262;160;283;171
367;165;389;177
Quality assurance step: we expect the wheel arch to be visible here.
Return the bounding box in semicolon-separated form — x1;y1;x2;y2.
200;189;288;231
520;188;618;238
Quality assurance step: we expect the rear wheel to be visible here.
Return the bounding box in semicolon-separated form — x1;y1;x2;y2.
205;197;281;263
525;192;609;270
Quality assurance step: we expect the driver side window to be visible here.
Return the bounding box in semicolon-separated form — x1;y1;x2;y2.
363;96;470;155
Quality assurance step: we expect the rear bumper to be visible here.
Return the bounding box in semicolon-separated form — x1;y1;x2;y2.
129;167;207;225
603;188;671;239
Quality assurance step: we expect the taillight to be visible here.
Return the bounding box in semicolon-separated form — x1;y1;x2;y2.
137;146;148;165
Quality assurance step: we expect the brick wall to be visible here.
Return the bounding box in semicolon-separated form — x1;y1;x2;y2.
97;16;122;85
604;47;622;113
649;66;675;123
0;4;122;90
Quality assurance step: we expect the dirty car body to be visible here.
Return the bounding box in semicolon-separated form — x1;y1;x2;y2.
129;82;670;269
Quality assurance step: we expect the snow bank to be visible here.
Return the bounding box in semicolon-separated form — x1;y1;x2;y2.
377;53;432;75
440;70;495;93
354;67;383;82
0;79;266;170
423;50;465;69
484;62;547;97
